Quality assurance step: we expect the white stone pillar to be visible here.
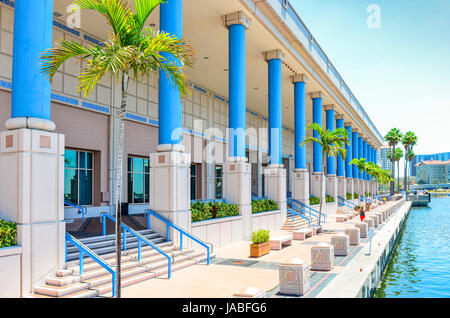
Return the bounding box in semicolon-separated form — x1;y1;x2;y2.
223;159;252;239
264;165;286;225
346;178;354;199
149;150;191;246
292;169;309;204
326;175;338;202
0;129;65;296
337;176;346;199
311;172;326;203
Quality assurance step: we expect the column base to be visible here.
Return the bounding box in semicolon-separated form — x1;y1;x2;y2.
325;175;338;202
346;178;354;199
149;150;191;246
311;172;325;204
0;128;65;296
223;160;252;240
264;167;287;225
5;117;55;132
337;176;346;199
292;169;309;204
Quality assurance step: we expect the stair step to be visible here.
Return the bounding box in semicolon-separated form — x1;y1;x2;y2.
77;229;154;245
34;282;89;297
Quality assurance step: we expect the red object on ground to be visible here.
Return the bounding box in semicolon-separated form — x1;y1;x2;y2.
360;215;365;222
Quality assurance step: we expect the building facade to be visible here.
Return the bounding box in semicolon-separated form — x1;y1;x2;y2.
0;0;382;296
377;145;392;172
410;152;450;177
415;160;450;184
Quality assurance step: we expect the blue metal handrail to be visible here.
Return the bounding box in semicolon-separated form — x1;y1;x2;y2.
287;207;310;227
287;198;312;222
289;199;326;224
64;201;87;222
145;209;211;265
100;213;173;278
65;233;116;297
337;196;358;208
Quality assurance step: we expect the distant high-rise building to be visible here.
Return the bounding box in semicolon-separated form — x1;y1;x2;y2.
378;145;392;172
410;152;450;177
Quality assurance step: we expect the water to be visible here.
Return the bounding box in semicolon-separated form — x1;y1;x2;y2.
374;197;450;298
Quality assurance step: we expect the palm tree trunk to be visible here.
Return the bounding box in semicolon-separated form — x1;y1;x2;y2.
114;72;129;298
390;145;395;195
319;154;326;226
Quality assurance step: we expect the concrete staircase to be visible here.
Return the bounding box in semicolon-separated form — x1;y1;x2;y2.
282;210;318;231
30;230;210;298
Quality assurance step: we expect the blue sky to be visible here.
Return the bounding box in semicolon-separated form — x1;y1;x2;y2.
290;0;450;171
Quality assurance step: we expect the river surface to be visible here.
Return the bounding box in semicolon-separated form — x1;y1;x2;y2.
374;197;450;297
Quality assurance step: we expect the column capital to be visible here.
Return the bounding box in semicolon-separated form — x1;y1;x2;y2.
309;91;324;99
292;74;308;84
223;11;251;29
335;113;344;120
363;138;368;142
324;104;336;111
344;122;352;127
264;49;285;62
352;128;359;133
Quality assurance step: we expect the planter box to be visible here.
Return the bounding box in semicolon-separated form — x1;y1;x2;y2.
250;241;270;258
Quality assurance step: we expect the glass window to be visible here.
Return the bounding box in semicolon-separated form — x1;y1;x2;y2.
191;165;196;200
128;156;150;204
64;149;93;206
215;165;223;199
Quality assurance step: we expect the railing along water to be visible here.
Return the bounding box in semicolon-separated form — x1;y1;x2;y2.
145;209;212;265
65;233;116;297
100;213;173;278
64;201;87;222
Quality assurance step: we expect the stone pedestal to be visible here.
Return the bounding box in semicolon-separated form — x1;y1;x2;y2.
353;179;359;197
331;234;350;256
325;175;337;202
363;218;374;230
292;169;309;204
149;150;191;246
311;172;325;203
264;166;287;225
346;178;354;199
337;176;346;199
368;215;379;228
359;179;365;196
279;258;310;296
224;160;252;239
311;243;334;271
0;129;65;296
345;227;360;245
354;222;368;238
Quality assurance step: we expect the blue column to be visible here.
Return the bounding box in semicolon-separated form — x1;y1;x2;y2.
311;93;324;173
368;145;372;181
267;57;282;165
336;116;345;177
352;130;359;179
10;0;54;126
363;140;368;180
293;76;307;170
159;0;183;146
345;125;353;178
227;23;247;158
358;136;363;180
325;106;335;175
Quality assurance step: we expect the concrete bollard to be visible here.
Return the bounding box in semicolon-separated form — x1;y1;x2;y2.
345;227;360;246
233;287;266;298
355;222;368;238
311;243;334;271
369;215;379;228
279;258;310;296
331;234;350;256
363;218;374;230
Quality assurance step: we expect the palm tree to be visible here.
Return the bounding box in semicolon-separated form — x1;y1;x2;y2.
393;148;404;193
301;123;349;224
384;128;403;195
41;0;195;298
401;132;418;191
350;158;367;205
405;149;415;191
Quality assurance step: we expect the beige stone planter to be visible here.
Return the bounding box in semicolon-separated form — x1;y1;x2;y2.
250;241;270;258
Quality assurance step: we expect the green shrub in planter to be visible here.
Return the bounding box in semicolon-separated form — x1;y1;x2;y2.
346;193;353;200
191;201;239;222
353;192;359;199
0;219;17;248
325;195;335;203
309;195;320;205
251;229;270;244
191;202;213;222
252;199;279;214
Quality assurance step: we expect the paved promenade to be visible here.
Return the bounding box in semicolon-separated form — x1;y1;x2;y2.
109;200;408;298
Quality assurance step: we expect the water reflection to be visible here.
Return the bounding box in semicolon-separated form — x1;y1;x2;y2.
374;198;450;298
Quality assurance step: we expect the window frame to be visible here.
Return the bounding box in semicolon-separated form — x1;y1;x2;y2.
64;148;94;207
127;155;151;204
